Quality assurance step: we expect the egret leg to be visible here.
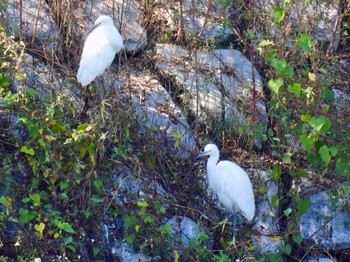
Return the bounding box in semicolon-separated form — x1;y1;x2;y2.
232;212;236;239
95;77;103;102
230;212;237;247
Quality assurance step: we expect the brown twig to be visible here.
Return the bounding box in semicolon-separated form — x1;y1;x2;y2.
197;0;212;39
326;0;344;57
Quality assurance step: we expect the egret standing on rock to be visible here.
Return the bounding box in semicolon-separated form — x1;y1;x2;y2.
77;15;124;101
196;143;255;242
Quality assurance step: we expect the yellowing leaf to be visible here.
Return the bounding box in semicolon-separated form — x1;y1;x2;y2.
269;211;275;217
45;135;57;142
34;222;45;238
308;72;316;81
270;235;281;242
174;250;179;262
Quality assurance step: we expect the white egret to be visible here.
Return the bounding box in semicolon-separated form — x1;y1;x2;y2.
77;15;124;101
196;143;255;241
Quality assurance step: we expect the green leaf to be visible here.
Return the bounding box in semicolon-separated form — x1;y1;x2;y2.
300;134;314;152
0;196;12;208
77;123;89;131
18;208;29;224
329;147;338;157
159;224;173;235
268;78;284;95
283;65;294;78
144;215;154;223
173;131;181;148
271;194;279;207
300;114;311;122
309;116;331;133
137;201;149;207
292;232;303;246
322;87;334;101
64;236;73;245
20;146;35;156
271;58;287;73
126;234;135;244
123;214;137;229
34;222;45;236
282;153;292;164
318;145;327;163
59;181;69;191
287;83;301;97
258;40;273;47
93;247;101;257
273;6;285;24
29;193;41;206
90;196;103;204
135;224;141;233
26;88;38;97
283;208;292;217
297;34;313;52
282;244;291;255
93;180;103;191
296;198;310;215
66;244;76;252
297;168;309;178
61;222;75;234
336;157;349;174
272;165;282;182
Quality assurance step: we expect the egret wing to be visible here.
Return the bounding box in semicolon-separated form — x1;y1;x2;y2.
217;161;255;221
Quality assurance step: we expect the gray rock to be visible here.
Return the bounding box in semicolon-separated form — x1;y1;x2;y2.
332;89;350;110
112;239;151;262
5;0;58;51
80;0;147;52
129;71;195;159
158;0;237;46
155;44;266;143
255;0;340;51
115;169;168;204
166;215;212;249
304;257;335;262
300;190;350;250
252;170;283;253
0;112;28;146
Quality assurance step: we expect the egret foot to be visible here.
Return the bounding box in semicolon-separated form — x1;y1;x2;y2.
213;218;230;233
229;236;236;247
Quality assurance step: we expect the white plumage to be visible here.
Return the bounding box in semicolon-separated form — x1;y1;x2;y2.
77;15;124;87
196;143;255;239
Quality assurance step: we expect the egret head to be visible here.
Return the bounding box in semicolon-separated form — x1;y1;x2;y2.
195;143;219;159
94;15;114;26
81;16;115;42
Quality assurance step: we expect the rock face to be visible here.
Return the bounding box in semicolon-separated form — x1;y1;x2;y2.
300;190;350;250
78;0;148;52
255;0;340;51
253;170;282;253
166;215;212;251
5;0;58;51
154;44;267;130
129;71;196;159
2;0;350;261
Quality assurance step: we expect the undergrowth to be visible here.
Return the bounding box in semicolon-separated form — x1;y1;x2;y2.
0;0;350;261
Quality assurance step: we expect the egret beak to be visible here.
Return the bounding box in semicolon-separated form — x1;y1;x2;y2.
194;150;211;160
81;23;101;43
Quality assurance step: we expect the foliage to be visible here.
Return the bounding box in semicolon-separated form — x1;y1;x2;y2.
1;0;350;261
0;25;136;260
